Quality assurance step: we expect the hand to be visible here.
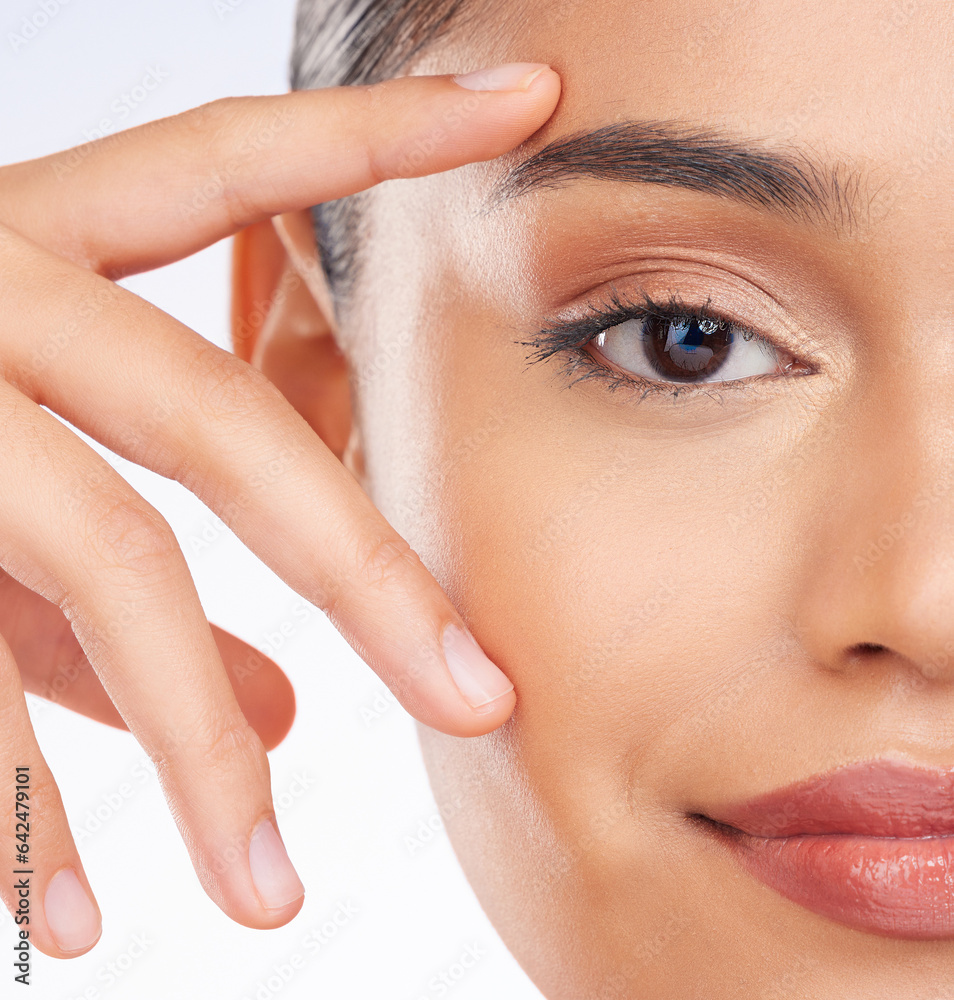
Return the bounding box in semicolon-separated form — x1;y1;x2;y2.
0;63;560;956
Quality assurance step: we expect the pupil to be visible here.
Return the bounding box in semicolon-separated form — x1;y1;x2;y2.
645;315;733;381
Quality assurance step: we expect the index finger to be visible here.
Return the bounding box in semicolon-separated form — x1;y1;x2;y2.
0;63;560;277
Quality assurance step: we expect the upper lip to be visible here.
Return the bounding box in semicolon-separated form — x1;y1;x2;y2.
704;759;954;839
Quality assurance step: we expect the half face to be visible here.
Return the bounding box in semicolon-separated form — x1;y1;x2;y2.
334;1;954;996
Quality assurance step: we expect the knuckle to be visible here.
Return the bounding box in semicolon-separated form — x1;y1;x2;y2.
187;346;283;424
0;766;62;847
176;97;263;224
357;534;421;587
362;131;390;186
21;769;61;824
356;85;400;185
154;717;267;784
0;706;25;760
325;533;423;618
201;718;266;775
187;97;290;224
180;96;245;145
82;493;179;578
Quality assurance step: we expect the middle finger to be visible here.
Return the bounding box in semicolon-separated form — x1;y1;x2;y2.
0;377;305;927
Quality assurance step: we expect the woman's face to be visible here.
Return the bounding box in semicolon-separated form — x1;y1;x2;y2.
332;1;954;996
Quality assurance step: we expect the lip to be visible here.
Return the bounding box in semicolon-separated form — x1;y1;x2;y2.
702;759;954;939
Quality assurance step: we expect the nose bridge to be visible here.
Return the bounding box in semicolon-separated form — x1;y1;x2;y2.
794;381;954;680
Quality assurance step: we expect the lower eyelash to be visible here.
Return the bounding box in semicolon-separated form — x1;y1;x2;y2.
542;344;740;402
517;286;790;402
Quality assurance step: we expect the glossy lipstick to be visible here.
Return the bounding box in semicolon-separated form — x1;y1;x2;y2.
704;760;954;938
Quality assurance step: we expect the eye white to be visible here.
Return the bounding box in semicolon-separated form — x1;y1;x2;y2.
593;315;781;383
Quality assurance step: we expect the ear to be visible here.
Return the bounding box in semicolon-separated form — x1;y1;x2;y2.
230;209;364;479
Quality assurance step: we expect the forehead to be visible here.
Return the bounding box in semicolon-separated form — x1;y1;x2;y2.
549;2;943;130
448;0;952;138
403;0;953;295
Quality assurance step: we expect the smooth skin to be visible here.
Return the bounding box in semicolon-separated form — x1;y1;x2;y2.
0;67;560;957
234;1;954;997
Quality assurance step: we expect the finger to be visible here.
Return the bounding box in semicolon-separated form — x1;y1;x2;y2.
207;626;296;751
0;572;295;749
0;631;102;959
0;379;304;928
0;64;560;276
0;569;123;729
3;224;517;739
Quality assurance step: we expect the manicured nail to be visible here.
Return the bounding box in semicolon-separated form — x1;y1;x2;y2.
248;818;304;910
453;62;550;92
44;869;101;954
442;622;515;710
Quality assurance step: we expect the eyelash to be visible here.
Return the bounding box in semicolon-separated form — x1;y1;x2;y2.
519;286;810;403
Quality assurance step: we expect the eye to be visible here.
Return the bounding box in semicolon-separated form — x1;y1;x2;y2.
519;287;815;404
591;313;785;385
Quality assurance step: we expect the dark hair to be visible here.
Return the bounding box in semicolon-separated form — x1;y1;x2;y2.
290;0;473;308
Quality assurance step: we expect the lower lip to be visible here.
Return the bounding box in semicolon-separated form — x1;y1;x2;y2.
718;828;954;939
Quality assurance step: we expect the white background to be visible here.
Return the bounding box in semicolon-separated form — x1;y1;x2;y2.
0;2;541;997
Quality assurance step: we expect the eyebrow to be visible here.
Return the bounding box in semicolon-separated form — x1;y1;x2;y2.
486;120;865;231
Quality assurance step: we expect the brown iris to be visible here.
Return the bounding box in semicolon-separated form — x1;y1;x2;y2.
643;315;735;381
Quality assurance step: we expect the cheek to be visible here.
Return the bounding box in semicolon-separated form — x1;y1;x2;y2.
357;253;821;952
350;174;849;995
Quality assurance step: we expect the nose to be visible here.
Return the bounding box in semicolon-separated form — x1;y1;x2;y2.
791;376;954;685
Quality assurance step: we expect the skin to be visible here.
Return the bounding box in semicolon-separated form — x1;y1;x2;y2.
236;0;954;997
0;74;557;956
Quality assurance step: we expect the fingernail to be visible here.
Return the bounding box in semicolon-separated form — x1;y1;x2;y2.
248;817;305;910
44;869;101;954
442;622;514;711
453;62;550;92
